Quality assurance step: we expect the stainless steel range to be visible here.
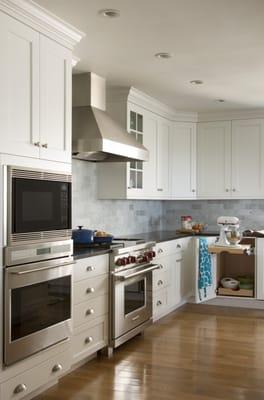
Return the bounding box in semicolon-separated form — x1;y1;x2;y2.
109;241;160;352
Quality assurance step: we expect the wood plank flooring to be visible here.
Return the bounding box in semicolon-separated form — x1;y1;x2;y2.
34;304;264;400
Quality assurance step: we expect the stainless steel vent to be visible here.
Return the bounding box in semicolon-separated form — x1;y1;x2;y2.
11;168;72;182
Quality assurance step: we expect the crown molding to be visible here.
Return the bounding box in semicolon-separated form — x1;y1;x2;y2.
107;86;198;122
198;108;264;122
0;0;85;49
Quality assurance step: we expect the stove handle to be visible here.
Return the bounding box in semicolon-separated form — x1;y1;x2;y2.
114;264;162;281
10;261;75;275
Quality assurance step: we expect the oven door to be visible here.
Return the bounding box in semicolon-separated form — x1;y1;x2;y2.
4;258;73;366
7;166;72;245
113;264;160;339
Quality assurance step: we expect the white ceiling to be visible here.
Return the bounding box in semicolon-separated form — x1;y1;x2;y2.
35;0;264;112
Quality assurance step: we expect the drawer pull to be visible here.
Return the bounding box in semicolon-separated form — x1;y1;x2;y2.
176;259;183;262
14;384;27;394
177;244;181;249
41;143;48;148
86;266;95;272
85;336;93;344
156;300;162;306
33;141;40;147
52;363;62;373
132;315;140;321
86;308;95;316
157;248;163;254
86;287;95;294
157;280;163;286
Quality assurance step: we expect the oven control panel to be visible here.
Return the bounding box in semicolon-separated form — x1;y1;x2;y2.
111;242;156;272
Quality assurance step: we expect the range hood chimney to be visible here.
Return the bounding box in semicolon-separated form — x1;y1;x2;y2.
72;73;149;162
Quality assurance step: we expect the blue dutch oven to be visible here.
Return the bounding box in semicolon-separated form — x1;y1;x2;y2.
72;226;94;244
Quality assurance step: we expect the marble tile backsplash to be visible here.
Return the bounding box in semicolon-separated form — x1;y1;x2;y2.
72;160;264;235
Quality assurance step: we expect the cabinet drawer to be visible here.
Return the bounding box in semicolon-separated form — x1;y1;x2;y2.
1;351;70;400
73;255;109;282
73;274;109;305
73;294;108;328
155;240;182;258
153;269;169;290
153;288;168;317
72;316;108;363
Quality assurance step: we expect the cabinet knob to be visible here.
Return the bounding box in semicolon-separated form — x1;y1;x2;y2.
85;336;93;344
52;363;62;373
156;300;162;306
157;248;163;254
157;188;163;192
33;141;40;147
86;266;95;272
192;189;196;193
86;287;95;294
86;308;95;316
232;188;236;192
157;280;163;286
41;143;48;148
14;384;27;394
226;189;229;192
177;244;181;248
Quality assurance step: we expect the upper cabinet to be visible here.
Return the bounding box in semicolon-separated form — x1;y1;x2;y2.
156;117;170;197
170;122;196;198
197;119;264;199
197;121;232;198
0;3;83;163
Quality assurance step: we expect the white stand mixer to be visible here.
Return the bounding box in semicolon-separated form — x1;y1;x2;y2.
215;216;241;247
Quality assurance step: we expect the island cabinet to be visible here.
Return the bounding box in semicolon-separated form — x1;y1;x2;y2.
197;119;264;199
0;10;74;163
72;254;109;364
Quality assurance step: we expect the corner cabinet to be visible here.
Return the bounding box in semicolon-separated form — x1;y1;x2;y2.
0;11;72;163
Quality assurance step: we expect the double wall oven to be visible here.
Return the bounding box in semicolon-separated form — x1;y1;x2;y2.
3;166;74;366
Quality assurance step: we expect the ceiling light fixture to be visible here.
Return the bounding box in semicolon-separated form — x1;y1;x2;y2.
216;99;225;103
190;80;203;85
99;9;120;18
155;52;173;59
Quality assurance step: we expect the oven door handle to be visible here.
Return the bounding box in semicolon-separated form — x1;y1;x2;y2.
114;264;162;281
10;261;75;275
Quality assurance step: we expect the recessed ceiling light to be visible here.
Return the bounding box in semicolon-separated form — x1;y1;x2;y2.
190;80;203;85
155;52;173;59
216;99;225;103
99;9;120;18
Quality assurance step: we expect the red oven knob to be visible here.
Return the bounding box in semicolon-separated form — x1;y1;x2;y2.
123;257;130;265
115;258;123;266
128;256;135;263
136;255;144;263
151;251;156;258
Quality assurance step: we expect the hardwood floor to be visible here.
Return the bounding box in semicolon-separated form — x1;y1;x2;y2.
34;304;264;400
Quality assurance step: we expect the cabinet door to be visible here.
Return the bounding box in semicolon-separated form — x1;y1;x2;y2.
168;253;182;308
256;238;264;300
39;36;72;163
0;12;40;158
194;237;217;303
197;121;232;198
170;122;196;198
156;117;170;196
232;119;264;198
142;110;158;197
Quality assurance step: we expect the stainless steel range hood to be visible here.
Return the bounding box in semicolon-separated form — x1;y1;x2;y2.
72;73;149;162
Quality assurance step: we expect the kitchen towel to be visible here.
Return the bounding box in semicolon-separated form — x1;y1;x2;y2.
198;237;213;301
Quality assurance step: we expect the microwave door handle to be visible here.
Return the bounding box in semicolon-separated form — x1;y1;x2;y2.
115;264;162;281
11;261;75;275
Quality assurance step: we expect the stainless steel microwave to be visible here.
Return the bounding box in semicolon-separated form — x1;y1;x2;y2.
5;166;72;246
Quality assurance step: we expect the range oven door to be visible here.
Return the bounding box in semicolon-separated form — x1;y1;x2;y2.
4;259;73;366
7;166;72;245
113;264;160;339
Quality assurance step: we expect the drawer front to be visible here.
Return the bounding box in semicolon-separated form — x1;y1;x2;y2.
72;316;108;363
153;269;169;290
73;294;108;329
1;351;70;400
153;288;168;318
155;240;182;258
73;254;109;282
73;274;109;305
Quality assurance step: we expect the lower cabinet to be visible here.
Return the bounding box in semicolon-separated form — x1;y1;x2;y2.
72;254;109;364
0;350;71;400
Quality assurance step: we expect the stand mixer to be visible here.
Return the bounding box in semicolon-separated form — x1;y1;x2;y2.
215;216;241;247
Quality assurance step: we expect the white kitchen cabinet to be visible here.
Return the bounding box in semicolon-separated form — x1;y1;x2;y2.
170;122;196;198
156;117;170;197
197;121;232;198
39;36;72;163
0;12;73;163
0;12;40;159
256;239;264;300
231;119;264;198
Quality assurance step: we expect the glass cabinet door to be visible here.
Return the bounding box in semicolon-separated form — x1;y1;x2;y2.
128;110;144;190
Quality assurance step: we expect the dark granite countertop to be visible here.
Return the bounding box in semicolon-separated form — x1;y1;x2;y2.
73;247;111;260
114;230;219;244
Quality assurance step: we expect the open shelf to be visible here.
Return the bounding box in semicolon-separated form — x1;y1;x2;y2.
218;287;254;297
208;244;251;255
